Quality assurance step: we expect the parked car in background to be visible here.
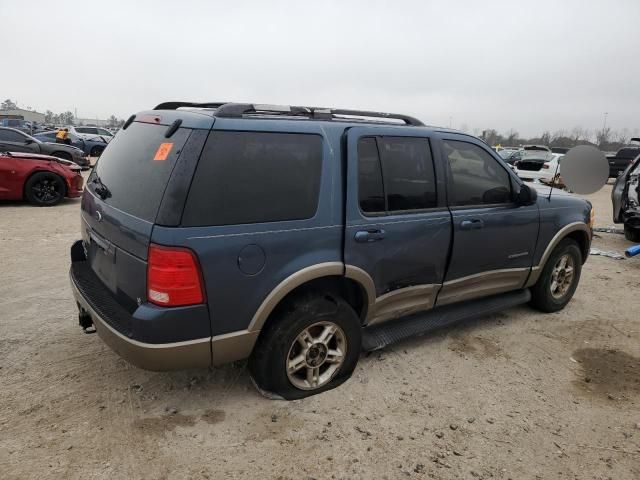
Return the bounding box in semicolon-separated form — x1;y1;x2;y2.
0;151;84;206
68;126;114;142
0;127;89;168
34;131;107;157
513;153;563;182
607;142;640;178
70;101;593;399
498;148;523;164
612;152;640;241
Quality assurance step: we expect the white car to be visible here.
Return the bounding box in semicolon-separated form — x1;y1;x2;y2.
68;126;114;142
514;153;563;183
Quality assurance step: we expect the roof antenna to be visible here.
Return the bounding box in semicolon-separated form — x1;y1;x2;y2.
547;156;561;201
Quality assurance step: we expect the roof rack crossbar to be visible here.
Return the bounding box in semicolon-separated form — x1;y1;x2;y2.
154;102;425;126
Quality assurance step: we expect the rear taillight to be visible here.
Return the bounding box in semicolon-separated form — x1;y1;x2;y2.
147;243;204;307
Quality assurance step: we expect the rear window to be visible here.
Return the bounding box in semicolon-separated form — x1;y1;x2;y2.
90;122;190;221
182;131;323;226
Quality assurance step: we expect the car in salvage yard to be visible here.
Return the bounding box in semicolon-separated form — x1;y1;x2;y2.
0;127;90;168
0;151;84;206
69;101;594;400
513;153;563;182
612;151;640;241
33;130;108;158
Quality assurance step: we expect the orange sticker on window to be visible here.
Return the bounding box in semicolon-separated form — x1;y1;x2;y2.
153;143;173;161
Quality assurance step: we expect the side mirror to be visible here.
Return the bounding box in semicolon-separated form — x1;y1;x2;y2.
516;184;537;206
24;138;34;144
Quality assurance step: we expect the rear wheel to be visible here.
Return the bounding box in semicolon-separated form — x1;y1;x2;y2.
530;238;582;312
249;293;361;400
624;224;640;242
24;172;66;206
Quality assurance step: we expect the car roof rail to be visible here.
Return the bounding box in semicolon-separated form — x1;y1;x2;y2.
215;103;425;126
153;101;229;110
154;101;425;126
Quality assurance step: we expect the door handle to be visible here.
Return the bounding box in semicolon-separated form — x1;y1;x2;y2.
354;229;386;243
460;219;484;230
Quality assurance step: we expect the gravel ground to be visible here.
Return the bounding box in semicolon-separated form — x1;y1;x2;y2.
0;179;639;480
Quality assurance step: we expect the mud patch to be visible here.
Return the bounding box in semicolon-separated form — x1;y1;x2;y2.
132;414;196;434
572;348;640;402
201;409;226;424
448;333;503;359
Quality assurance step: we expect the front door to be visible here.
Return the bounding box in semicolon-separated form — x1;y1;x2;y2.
436;137;539;306
344;127;452;325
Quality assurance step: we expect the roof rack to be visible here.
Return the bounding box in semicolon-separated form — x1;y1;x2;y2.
153;101;425;126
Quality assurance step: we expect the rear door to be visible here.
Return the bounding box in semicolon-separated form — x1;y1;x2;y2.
344;127;451;325
437;137;539;306
81;118;205;309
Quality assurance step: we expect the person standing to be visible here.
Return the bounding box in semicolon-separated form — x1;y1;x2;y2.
55;127;71;144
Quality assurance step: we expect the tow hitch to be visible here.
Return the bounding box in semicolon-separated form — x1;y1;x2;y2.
78;308;96;334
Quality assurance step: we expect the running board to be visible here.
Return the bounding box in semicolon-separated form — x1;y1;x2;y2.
361;289;531;351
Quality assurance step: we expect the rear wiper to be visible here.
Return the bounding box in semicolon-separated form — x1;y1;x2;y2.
91;173;111;199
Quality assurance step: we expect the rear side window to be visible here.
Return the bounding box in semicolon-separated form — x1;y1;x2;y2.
0;129;26;142
358;138;385;213
91;122;190;221
182;131;323;226
443;140;512;206
357;136;436;214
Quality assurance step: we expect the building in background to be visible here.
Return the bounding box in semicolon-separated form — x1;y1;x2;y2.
0;108;46;124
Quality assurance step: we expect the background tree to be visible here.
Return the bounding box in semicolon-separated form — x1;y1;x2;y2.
1;98;17;110
44;110;54;123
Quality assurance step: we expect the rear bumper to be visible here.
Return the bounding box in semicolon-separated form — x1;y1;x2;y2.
70;265;212;370
69;240;259;370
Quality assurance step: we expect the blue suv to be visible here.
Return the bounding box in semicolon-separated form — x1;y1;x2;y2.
70;102;593;399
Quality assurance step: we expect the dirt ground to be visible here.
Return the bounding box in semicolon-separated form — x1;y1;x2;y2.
1;179;639;480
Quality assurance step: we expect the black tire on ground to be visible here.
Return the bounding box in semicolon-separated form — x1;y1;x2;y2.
90;146;104;157
24;171;66;206
249;293;362;400
530;238;582;313
50;151;72;161
624;224;640;242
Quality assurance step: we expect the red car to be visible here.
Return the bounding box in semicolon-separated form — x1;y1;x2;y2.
0;151;84;206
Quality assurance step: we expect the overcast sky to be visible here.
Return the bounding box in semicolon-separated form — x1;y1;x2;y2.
2;0;639;137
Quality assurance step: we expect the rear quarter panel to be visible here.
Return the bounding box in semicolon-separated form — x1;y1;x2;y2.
151;119;345;336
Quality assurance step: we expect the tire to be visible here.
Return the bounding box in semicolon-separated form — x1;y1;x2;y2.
624;224;640;242
530;238;582;313
90;146;104;157
249;293;362;400
50;151;72;161
24;172;66;206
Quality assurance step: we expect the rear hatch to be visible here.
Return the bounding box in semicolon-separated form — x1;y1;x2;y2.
516;158;548;172
81;114;211;312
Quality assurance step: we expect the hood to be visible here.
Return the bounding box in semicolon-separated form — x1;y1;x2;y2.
1;151;78;168
527;182;574;198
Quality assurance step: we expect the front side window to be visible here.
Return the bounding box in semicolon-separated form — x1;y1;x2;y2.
182;131;323;226
443;140;512;206
357;136;436;214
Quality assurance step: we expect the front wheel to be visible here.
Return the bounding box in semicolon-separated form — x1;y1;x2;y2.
249;293;362;400
24;172;66;206
530;238;582;312
624;224;640;242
